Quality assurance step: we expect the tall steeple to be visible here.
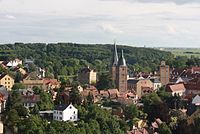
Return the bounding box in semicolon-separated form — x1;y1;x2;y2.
112;41;118;66
118;49;126;66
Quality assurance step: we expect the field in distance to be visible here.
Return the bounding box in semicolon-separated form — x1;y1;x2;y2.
156;47;200;58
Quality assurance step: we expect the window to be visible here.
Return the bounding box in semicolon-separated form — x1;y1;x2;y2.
5;82;7;84
5;78;7;80
8;82;10;84
74;111;76;114
8;78;10;80
60;112;62;115
69;106;72;109
74;116;76;119
8;86;10;88
70;117;72;119
59;117;62;120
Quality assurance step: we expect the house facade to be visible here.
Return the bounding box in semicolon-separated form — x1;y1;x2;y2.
128;79;153;98
53;104;78;122
78;67;97;84
0;74;14;91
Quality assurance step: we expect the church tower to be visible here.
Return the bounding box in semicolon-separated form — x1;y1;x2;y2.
111;42;118;85
116;50;127;92
111;43;127;92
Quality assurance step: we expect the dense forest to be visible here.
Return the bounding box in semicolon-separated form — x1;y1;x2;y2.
1;43;200;79
0;43;173;77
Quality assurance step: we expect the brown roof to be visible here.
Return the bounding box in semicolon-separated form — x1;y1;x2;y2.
43;79;60;85
108;89;119;95
185;77;200;91
99;90;109;97
166;83;186;92
0;74;13;80
84;85;97;91
22;95;40;103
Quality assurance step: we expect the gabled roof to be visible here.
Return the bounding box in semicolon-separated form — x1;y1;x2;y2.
108;89;119;95
54;104;69;111
0;74;13;80
167;83;186;92
54;104;76;111
192;95;200;105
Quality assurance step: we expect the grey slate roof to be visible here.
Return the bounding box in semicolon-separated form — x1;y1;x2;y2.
54;104;69;111
112;43;119;66
127;79;139;84
150;78;161;83
0;85;8;99
118;50;126;66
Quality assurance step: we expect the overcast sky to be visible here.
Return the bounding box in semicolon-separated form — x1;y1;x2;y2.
0;0;200;47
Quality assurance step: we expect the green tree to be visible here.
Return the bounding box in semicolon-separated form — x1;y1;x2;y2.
12;83;25;90
38;91;54;110
14;104;28;117
124;104;139;120
96;73;114;90
32;86;42;95
158;123;172;134
69;86;82;105
7;109;20;127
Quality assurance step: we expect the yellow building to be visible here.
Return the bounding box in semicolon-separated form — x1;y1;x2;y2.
0;74;14;90
128;78;154;98
78;67;97;84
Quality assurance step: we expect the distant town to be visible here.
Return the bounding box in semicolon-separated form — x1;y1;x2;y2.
0;43;200;134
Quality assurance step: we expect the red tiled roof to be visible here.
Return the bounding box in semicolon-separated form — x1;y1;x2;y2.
167;83;186;92
43;79;60;85
108;89;119;96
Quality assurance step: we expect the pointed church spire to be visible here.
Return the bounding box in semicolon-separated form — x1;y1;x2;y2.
112;41;118;66
118;49;126;66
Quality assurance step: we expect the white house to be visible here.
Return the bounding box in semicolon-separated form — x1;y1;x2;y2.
192;95;200;106
6;59;22;67
150;78;162;90
166;83;186;96
53;104;78;122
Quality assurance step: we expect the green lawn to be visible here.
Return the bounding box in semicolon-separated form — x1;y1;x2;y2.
159;48;200;58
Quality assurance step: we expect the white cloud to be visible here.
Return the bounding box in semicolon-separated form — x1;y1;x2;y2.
0;0;200;47
5;15;16;19
167;25;177;35
98;23;123;34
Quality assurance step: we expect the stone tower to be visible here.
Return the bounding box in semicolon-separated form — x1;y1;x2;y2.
159;61;170;86
116;50;127;92
111;42;118;85
111;43;127;92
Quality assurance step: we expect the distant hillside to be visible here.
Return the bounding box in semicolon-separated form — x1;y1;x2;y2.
155;47;200;58
0;43;173;76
